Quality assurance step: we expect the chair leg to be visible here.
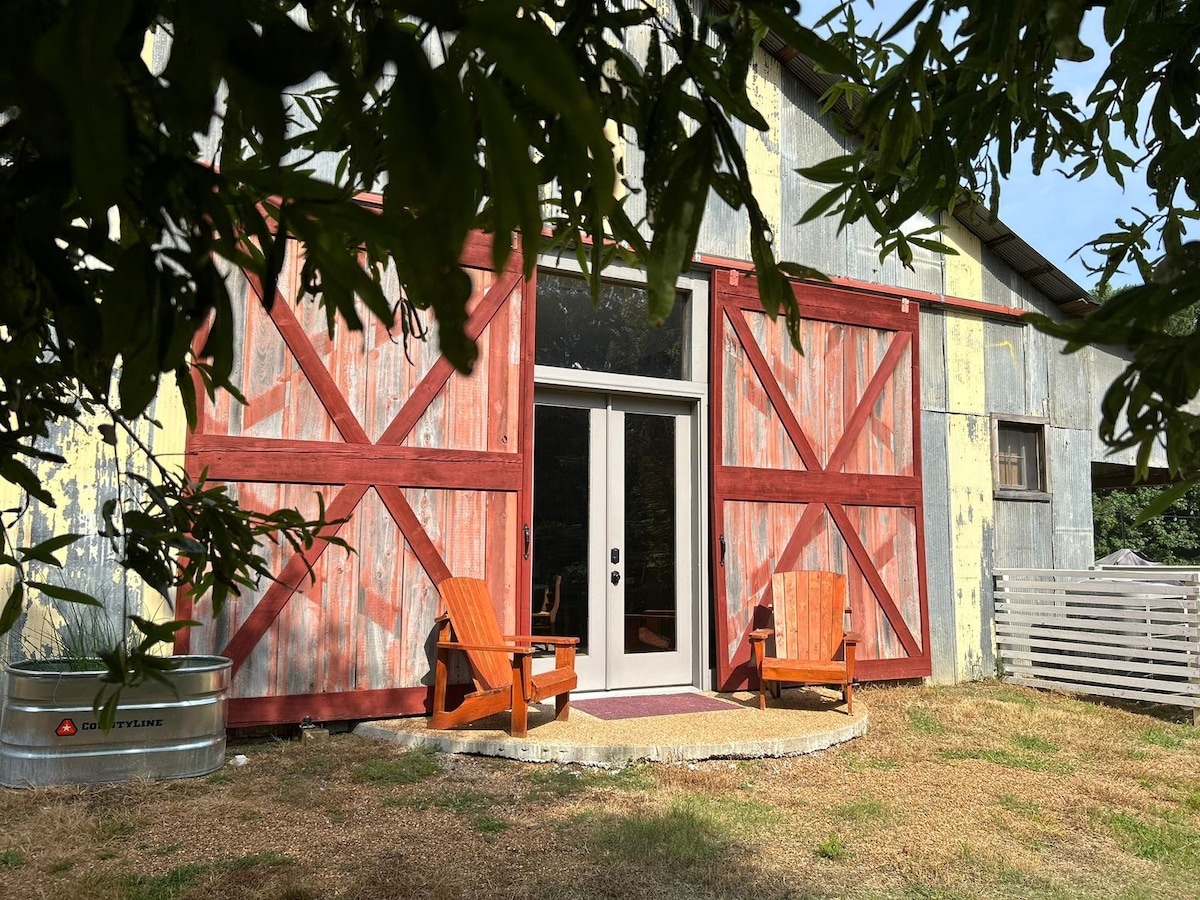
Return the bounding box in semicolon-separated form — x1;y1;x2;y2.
430;649;450;729
556;692;570;722
844;681;853;715
771;680;782;699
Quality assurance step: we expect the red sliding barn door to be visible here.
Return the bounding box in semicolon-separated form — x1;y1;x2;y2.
711;270;930;689
180;233;533;727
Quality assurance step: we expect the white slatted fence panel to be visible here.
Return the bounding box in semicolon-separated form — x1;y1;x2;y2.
994;568;1200;714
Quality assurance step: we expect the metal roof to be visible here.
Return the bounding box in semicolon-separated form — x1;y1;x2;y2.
756;26;1098;317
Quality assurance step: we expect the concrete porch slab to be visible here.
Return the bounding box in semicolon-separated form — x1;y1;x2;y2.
355;688;868;768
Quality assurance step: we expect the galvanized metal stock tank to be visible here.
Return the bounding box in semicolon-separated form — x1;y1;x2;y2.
0;655;231;788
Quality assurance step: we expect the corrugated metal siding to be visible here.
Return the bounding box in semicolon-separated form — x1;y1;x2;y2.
1049;427;1095;568
983;320;1028;416
920;410;957;683
776;73;846;276
993;501;1053;569
920;310;948;411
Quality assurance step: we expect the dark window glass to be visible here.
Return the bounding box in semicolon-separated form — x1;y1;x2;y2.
531;406;590;650
535;272;685;379
997;424;1044;491
623;413;677;654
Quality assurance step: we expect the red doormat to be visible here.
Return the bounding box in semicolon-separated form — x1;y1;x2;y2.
572;693;742;720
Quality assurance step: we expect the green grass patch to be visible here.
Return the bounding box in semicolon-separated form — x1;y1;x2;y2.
0;849;25;870
814;832;847;860
832;798;891;824
1010;733;1059;754
153;842;184;856
527;764;653;798
685;795;778;833
906;707;947;734
939;748;1048;771
111;852;290;900
205;771;234;785
903;883;970;899
1182;786;1200;813
353;748;441;785
470;813;509;835
45;859;75;874
1137;727;1188;750
996;793;1040;816
1101;809;1200;868
990;687;1041;710
579;801;732;872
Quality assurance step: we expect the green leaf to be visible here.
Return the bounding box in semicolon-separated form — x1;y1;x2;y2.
881;0;929;42
0;583;24;636
646;125;715;324
745;2;859;78
19;533;82;567
28;582;103;607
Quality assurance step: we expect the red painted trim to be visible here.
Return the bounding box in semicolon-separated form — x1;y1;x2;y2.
714;469;923;507
725;308;823;471
220;483;370;673
717;273;914;332
697;255;1027;321
375;484;454;587
856;655;932;680
246;274;371;445
187;439;522;490
376;270;523;447
227;686;428;728
517;267;537;634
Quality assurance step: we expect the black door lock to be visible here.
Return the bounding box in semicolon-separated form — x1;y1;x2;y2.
611;570;621;585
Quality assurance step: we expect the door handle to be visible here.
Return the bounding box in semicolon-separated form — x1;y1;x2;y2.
611;570;621;585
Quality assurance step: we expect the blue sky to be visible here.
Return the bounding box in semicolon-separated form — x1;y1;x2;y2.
804;2;1156;292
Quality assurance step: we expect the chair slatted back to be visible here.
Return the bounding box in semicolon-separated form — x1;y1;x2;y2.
437;577;511;691
771;570;846;661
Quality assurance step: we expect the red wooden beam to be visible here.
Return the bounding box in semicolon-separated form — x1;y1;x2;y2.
824;331;913;475
220;483;370;674
725;307;824;472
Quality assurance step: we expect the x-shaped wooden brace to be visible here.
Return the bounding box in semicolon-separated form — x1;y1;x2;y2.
213;267;525;675
725;307;921;660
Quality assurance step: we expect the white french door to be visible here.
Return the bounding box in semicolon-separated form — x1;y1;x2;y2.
532;391;695;691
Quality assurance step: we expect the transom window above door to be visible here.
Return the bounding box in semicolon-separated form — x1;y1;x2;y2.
535;271;687;379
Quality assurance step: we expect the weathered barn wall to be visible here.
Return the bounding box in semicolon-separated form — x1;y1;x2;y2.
1;387;185;676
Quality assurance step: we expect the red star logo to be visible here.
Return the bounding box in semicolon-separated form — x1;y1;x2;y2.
55;719;77;737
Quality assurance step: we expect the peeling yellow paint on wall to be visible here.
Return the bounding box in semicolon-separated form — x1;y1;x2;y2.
947;413;993;681
745;50;782;245
945;312;986;414
942;215;983;302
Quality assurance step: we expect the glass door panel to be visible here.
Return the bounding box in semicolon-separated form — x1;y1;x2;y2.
533;392;694;691
622;413;677;654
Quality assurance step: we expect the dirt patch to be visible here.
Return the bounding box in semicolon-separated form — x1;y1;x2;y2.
1;681;1198;899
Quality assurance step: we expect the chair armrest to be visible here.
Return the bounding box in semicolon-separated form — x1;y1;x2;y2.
437;640;533;656
843;631;861;645
504;634;580;646
748;628;774;642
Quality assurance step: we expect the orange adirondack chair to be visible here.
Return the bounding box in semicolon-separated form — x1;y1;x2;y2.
430;577;579;738
748;570;858;714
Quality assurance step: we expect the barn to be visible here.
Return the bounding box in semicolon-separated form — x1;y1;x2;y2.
1;15;1159;730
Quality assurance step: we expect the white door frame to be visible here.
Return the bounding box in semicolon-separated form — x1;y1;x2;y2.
531;258;712;692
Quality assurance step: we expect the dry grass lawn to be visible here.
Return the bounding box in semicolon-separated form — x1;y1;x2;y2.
2;680;1200;899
